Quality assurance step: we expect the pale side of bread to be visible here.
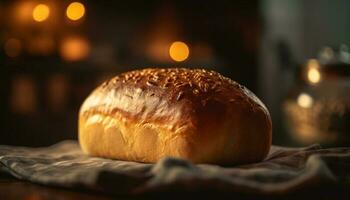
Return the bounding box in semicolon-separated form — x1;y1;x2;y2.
79;68;272;165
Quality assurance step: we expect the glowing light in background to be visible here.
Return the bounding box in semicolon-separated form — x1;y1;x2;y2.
32;4;50;22
307;59;321;84
308;68;321;84
297;93;313;108
169;41;189;62
14;1;35;23
147;38;170;62
4;38;22;57
66;2;85;21
60;36;90;61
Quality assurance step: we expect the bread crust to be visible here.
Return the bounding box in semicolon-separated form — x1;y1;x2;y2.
79;68;272;164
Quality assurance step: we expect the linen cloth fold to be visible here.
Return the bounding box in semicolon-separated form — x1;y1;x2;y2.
0;141;349;198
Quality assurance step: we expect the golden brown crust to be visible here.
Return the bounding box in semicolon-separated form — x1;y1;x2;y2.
79;68;272;165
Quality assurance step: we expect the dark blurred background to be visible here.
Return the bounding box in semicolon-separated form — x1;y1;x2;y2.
1;0;350;147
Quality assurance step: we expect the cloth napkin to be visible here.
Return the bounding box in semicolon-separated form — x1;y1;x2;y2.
0;140;350;198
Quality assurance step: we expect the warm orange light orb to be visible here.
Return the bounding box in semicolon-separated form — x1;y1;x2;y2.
32;4;50;22
307;68;321;84
66;2;85;21
307;59;321;84
297;93;313;108
169;41;189;62
60;37;90;61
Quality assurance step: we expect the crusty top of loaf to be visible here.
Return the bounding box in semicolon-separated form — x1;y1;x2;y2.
80;68;269;134
104;68;265;107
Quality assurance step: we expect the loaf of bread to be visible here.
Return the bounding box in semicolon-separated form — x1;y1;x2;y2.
79;68;272;165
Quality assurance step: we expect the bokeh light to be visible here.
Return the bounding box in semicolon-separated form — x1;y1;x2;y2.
297;93;313;108
32;4;50;22
60;36;90;61
307;59;321;84
169;41;189;62
66;2;85;21
4;38;22;58
14;1;35;23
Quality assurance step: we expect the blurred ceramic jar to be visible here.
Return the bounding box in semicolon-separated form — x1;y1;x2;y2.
283;45;350;147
